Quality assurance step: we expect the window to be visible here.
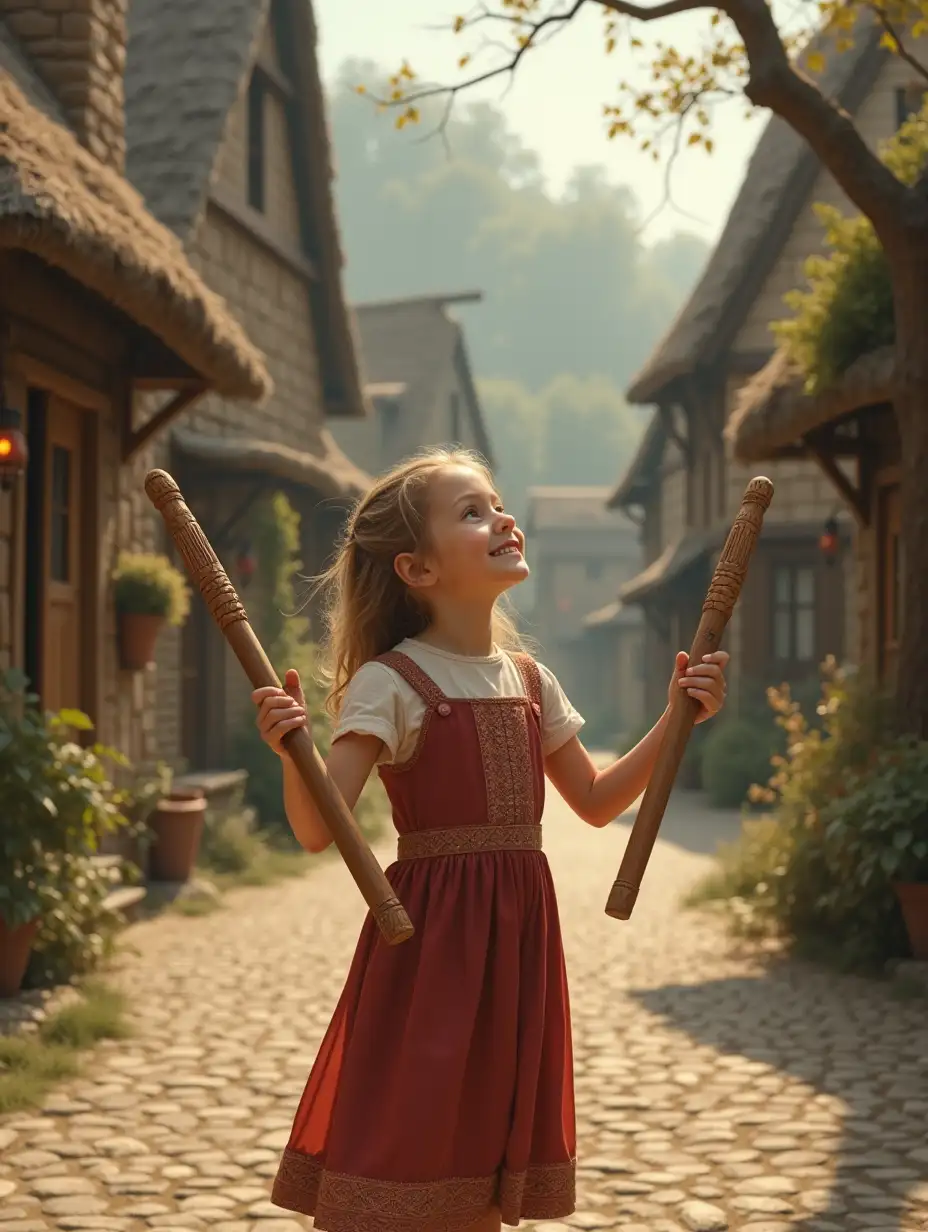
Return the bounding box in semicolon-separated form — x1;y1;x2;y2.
247;72;266;211
772;565;816;664
50;445;71;582
896;84;926;129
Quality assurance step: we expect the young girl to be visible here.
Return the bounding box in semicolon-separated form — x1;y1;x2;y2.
252;448;728;1232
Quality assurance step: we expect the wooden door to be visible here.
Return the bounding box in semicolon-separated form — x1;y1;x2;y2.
41;398;83;713
879;483;902;683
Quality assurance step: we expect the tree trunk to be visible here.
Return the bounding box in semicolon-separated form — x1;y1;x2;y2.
888;234;928;737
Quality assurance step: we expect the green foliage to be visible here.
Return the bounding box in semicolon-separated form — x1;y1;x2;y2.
0;670;150;986
701;716;783;809
773;103;928;392
689;659;924;971
112;551;190;626
0;981;128;1114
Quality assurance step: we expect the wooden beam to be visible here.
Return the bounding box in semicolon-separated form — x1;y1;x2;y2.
132;375;208;393
803;438;869;527
124;386;206;462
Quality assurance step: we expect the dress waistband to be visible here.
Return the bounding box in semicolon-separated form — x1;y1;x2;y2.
397;824;543;861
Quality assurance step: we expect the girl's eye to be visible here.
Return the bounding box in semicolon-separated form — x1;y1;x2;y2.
462;507;480;520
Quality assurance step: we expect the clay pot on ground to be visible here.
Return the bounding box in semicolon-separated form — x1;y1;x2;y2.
118;612;165;671
148;793;207;883
0;916;39;998
894;882;928;961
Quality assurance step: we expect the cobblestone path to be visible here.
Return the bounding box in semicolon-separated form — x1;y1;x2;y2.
1;785;927;1232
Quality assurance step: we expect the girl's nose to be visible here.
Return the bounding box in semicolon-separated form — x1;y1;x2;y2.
496;511;516;533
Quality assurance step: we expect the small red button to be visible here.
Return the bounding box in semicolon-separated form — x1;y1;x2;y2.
437;702;452;717
532;702;542;716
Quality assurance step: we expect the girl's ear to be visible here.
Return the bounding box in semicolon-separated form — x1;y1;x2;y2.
394;551;436;590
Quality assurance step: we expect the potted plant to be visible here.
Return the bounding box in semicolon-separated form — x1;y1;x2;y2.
112;551;190;670
0;670;133;996
147;787;208;883
820;736;928;962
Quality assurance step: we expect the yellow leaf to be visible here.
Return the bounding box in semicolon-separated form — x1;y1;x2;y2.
453;14;465;32
606;36;616;53
355;84;366;95
879;31;898;51
705;137;714;153
459;53;471;68
806;50;825;73
630;36;642;48
395;114;407;129
687;131;701;145
407;106;420;124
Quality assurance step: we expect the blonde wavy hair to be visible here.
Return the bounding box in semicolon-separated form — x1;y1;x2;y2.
312;447;524;718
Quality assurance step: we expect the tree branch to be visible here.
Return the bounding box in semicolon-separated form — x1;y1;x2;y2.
729;0;907;230
596;0;710;17
870;7;928;87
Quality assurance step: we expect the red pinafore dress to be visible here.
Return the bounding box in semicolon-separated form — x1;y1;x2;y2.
271;651;576;1232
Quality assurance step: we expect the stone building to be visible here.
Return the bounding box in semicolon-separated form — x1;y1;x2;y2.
332;291;494;477
610;19;917;719
0;0;270;763
124;0;372;769
524;487;643;737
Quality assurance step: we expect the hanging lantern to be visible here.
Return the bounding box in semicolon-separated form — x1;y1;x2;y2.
235;540;257;588
819;515;839;565
0;405;28;490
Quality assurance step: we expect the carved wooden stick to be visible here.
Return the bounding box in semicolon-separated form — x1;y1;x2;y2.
145;469;415;947
605;476;775;921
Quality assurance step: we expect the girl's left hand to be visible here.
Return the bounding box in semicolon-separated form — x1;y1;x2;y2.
668;649;729;724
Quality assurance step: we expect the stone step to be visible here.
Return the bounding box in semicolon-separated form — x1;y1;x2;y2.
102;884;147;923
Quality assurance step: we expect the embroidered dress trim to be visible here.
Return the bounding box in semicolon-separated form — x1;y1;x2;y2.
397;824;542;861
272;1148;576;1230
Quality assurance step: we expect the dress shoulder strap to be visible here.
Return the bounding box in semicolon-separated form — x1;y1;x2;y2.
510;652;543;710
375;651;448;708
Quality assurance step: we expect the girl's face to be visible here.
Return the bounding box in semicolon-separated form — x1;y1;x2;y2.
396;464;529;601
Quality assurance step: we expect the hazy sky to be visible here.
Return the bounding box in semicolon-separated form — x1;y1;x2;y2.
313;0;770;245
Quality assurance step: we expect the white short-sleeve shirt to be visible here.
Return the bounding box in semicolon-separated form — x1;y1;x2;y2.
332;639;585;766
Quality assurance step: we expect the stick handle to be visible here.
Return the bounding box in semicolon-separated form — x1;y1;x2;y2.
605;476;775;921
144;469;414;946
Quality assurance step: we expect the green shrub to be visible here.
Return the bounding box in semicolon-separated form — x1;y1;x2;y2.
689;659;914;970
0;670;153;987
773;102;928;391
701;716;782;809
112;551;190;625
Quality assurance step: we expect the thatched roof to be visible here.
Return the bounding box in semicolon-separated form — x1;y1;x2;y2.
726;345;895;462
607;412;665;510
626;17;885;406
355;292;494;464
0;66;271;400
526;486;630;532
172;427;370;499
124;0;366;416
619;525;721;604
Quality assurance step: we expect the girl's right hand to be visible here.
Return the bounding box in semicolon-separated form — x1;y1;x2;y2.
252;668;309;755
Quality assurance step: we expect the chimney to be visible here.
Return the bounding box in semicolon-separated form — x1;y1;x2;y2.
0;0;127;172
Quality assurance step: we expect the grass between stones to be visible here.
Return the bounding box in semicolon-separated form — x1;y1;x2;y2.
0;981;130;1115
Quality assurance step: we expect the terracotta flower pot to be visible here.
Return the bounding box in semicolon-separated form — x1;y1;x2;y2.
893;882;928;961
118;612;165;671
0;916;39;998
148;794;207;883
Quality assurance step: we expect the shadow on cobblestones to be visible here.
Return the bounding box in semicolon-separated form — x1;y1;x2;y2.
630;962;928;1232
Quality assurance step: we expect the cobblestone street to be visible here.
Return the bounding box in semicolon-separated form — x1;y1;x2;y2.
2;784;927;1232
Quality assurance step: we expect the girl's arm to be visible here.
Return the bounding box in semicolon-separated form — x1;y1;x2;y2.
282;732;383;853
544;649;729;827
544;717;668;828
